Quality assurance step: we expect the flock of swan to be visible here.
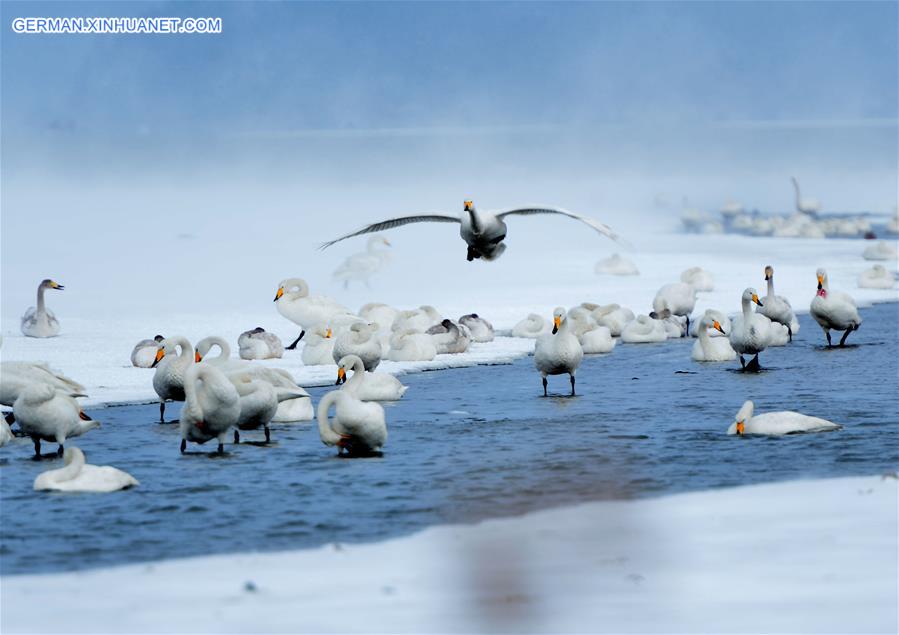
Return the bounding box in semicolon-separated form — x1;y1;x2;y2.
2;198;893;494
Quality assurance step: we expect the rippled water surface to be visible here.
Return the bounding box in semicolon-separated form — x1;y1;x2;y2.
2;303;897;575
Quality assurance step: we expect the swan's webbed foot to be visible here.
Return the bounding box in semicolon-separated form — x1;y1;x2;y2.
745;355;761;372
285;331;305;351
570;375;576;397
542;377;548;397
233;430;240;444
264;425;271;444
180;439;187;454
839;326;855;347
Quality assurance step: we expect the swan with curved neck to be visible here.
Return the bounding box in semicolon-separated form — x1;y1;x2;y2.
757;265;797;342
459;314;494;343
334;353;407;402
13;384;100;458
228;374;306;444
728;400;841;436
238;328;283;360
21;279;64;338
534;308;583;396
180;363;240;454
620;314;667;344
512;313;549;339
317;356;387;455
728;288;771;370
33;447;138;492
152;335;194;423
427;319;471;354
332;322;382;370
810;268;862;346
273;278;351;350
131;335;165;368
691;310;736;362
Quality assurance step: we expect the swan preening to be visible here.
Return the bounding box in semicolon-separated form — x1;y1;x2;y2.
333;322;382;370
728;288;770;370
810;268;862;346
131;335;165;368
238;328;283;360
21;279;65;338
320;200;620;262
427;319;471;354
301;326;336;366
534;308;583;396
620;315;667;343
651;282;697;335
335;354;407;402
459;314;494;343
757;265;798;342
274;278;352;349
180;363;240;454
13;384;100;457
858;265;896;289
728;400;841;436
34;447;138;492
317;356;388;455
332;235;392;289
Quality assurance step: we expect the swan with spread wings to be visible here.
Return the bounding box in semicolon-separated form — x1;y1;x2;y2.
320;200;620;262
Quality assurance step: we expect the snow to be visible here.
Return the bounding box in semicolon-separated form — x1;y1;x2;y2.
2;474;895;633
1;231;896;409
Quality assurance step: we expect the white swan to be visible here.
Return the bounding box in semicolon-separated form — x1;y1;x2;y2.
680;267;714;292
274;278;352;349
335;354;407;402
564;307;616;354
387;328;438;362
810;268;862;346
534;308;584;396
459;314;494;343
359;303;399;332
332;322;382;370
512;313;551;339
594;253;639;276
238;328;283;360
321;200;621;262
21;279;64;338
13;384;100;457
727;400;841;436
584;303;635;337
391;306;442;333
858;264;895;289
691;311;736;362
651;282;697;335
34;447;138;492
228;374;307;443
301;326;336;366
729;288;772;370
757;265;798;342
131;335;164;368
862;240;898;261
332;235;392;289
180;363;240;454
1;361;85;408
317;365;387;455
791;176;820;215
620;315;667;343
152;336;194;423
427;319;471;354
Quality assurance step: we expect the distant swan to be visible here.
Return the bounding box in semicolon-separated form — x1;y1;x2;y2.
512;313;550;339
21;279;64;338
332;235;392;289
131;335;164;368
180;363;240;454
858;264;895;289
729;288;772;370
680;267;714;292
594;253;639;276
321;200;621;262
727;400;841;436
534;308;584;396
810;268;862;346
757;265;798;341
620;315;667;343
34;447;138;492
791;176;820;215
862;240;897;261
274;278;352;349
335;354;407;402
691;311;736;362
238;328;283;360
459;314;494;343
317;359;387;455
13;384;100;457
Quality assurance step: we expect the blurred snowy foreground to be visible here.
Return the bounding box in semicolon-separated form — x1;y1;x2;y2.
2;474;895;633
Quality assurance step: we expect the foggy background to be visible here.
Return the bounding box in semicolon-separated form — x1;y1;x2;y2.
2;1;896;320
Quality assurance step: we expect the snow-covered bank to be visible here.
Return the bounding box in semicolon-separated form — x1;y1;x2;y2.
2;474;895;633
1;232;895;408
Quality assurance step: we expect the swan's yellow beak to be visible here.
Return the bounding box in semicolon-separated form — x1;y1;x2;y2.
383;238;391;246
152;348;165;368
736;420;745;435
552;315;561;334
463;200;474;212
817;274;824;289
325;328;332;338
50;281;64;290
195;351;202;363
337;367;346;385
752;293;762;306
713;320;725;334
274;287;284;302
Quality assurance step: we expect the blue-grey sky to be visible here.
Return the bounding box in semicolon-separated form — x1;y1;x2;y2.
2;1;896;317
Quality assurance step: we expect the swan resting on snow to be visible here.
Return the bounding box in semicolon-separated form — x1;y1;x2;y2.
534;308;584;396
511;313;550;339
691;310;736;362
459;314;494;342
238;328;283;360
274;278;352;349
301;326;337;366
34;447;138;492
862;240;897;262
332;322;382;370
21;279;65;338
317;357;388;455
320;200;620;262
387;329;437;361
131;335;164;368
727;400;841;436
13;384;100;457
810;268;862;346
729;288;771;371
858;264;895;290
680;267;714;292
427;319;471;354
335;354;407;401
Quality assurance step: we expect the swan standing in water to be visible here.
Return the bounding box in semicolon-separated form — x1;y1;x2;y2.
858;264;896;289
180;363;240;454
427;319;471;354
274;278;352;349
34;447;138;492
21;279;65;338
131;335;164;368
810;268;862;346
238;328;283;360
511;313;551;339
459;314;494;343
335;354;407;402
729;288;772;371
152;336;194;423
332;235;392;289
691;311;736;362
620;315;667;343
1;362;85;408
332;322;382;370
757;265;798;342
594;253;639;276
317;358;387;455
680;267;714;292
387;329;437;361
791;176;821;215
13;384;99;457
727;400;841;436
534;308;584;396
651;282;696;336
229;374;306;444
320;200;620;262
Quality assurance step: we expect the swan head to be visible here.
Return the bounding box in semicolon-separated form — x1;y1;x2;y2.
816;268;828;290
734;400;754;436
273;286;284;302
551;307;566;334
463;200;475;212
336;355;363;385
152;346;165;367
764;265;774;281
40;279;65;291
742;288;763;307
153;334;164;342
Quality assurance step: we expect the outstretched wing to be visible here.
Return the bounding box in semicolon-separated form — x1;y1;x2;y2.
320;214;460;250
496;206;621;243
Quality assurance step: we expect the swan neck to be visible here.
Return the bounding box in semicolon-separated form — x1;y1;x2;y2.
742;297;753;317
466;208;481;233
766;277;775;297
55;449;85;482
316;391;343;444
36;285;46;314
